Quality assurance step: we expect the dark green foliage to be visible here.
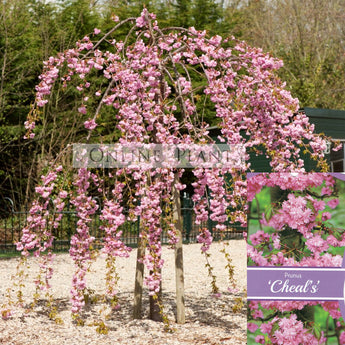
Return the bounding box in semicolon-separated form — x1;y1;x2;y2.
239;0;345;110
192;0;222;33
0;0;102;207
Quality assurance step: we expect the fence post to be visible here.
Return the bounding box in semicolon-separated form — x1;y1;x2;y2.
207;196;213;236
182;193;192;243
3;198;15;251
204;187;214;236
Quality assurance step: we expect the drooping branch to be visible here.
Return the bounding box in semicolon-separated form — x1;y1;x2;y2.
15;8;332;330
86;78;115;142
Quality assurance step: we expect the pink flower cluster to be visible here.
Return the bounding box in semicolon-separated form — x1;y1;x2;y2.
267;194;316;238
197;228;213;253
136;173;167;295
100;182;132;298
69;168;98;315
16;165;67;295
248;172;331;202
248;173;345;344
249;313;327;344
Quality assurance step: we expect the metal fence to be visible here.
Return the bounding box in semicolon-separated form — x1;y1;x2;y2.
0;195;244;254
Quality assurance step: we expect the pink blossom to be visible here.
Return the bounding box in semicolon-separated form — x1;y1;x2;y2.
247;322;259;333
227;287;239;293
305;234;329;254
111;14;119;22
197;229;213;252
59;190;68;199
252;309;264;319
78;105;87;114
321;187;332;196
340;331;345;344
255;335;265;344
327;198;339;209
249;230;270;245
113;303;121;310
93;28;101;35
260;322;272;334
321;212;331;221
312;199;325;212
326;235;339;246
136;9;148;27
84;118;97;130
212;293;222;298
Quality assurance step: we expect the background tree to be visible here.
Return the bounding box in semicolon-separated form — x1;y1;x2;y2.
239;0;345;109
192;0;223;33
0;0;102;208
0;0;50;206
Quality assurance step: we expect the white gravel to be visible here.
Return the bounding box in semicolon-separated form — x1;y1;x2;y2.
0;240;246;345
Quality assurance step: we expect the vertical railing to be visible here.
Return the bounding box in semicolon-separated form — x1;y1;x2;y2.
182;192;193;243
0;195;244;254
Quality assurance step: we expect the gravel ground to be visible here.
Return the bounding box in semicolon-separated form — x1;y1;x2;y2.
0;240;246;345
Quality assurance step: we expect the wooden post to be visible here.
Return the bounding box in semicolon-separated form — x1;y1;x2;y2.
133;236;145;319
173;174;185;324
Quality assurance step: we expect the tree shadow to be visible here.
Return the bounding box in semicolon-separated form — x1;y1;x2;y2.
15;289;246;336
